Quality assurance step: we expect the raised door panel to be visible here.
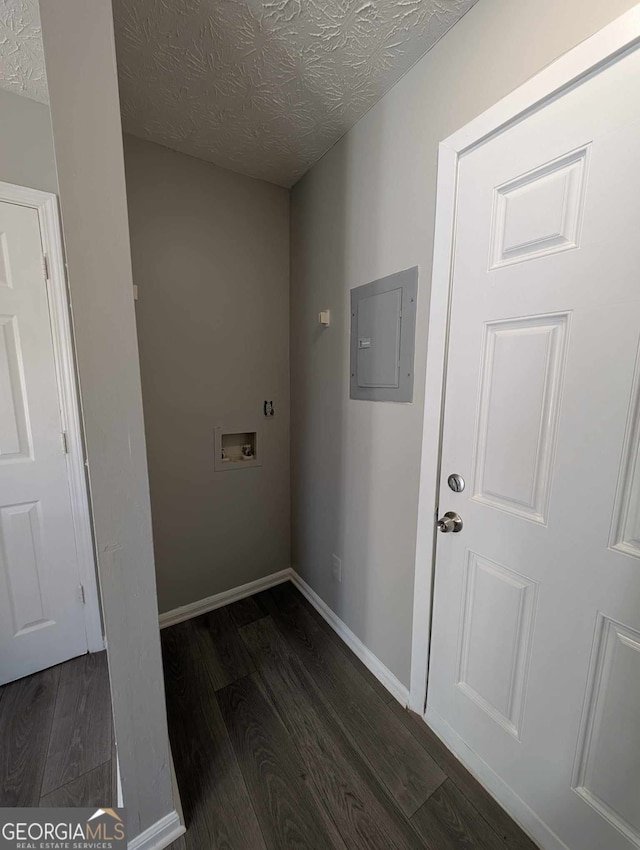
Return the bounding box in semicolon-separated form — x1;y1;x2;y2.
0;232;12;289
0;501;53;635
456;551;537;739
610;341;640;559
489;147;589;269
573;615;640;847
0;315;30;461
472;313;569;523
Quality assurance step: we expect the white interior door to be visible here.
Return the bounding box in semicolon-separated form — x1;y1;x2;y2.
428;43;640;850
0;198;89;685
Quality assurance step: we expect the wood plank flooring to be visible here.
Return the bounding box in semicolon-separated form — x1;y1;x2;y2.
163;582;539;850
0;651;115;808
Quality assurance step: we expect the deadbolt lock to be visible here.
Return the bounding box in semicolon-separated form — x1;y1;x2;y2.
447;473;465;493
437;511;463;533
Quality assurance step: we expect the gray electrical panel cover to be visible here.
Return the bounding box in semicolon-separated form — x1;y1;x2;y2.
350;267;418;402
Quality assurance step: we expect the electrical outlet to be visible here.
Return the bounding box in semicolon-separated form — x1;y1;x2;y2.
332;553;342;583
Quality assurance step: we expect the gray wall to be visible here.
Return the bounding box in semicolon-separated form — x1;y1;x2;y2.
123;135;290;614
39;2;176;840
0;88;57;193
290;0;637;687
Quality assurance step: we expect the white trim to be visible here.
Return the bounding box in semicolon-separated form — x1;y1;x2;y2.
158;569;292;629
168;745;184;832
425;707;569;850
116;753;123;808
115;699;184;849
410;3;640;713
0;180;104;653
409;142;458;713
127;811;185;850
290;570;410;707
159;567;409;705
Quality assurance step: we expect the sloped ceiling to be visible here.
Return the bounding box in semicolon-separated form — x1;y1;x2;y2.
0;0;478;187
113;0;478;186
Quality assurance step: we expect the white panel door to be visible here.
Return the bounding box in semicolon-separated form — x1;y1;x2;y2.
429;44;640;850
0;199;88;684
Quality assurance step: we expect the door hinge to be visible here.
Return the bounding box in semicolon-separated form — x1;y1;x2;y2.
42;254;50;281
61;431;69;454
78;584;86;605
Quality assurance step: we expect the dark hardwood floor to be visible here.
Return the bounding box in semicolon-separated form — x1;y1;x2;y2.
163;582;538;850
0;650;115;807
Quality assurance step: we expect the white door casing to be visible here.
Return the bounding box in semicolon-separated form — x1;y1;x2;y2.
0;182;102;684
411;7;640;850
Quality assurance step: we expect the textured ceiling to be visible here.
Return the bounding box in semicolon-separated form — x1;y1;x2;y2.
114;0;478;186
0;0;47;103
0;0;479;187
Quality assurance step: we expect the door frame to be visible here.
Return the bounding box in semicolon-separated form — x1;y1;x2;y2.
0;180;104;653
409;5;640;714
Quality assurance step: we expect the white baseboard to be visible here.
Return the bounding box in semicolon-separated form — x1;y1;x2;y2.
116;753;123;808
159;569;292;629
425;706;568;850
128;811;185;850
159;567;409;707
168;745;184;828
290;570;410;707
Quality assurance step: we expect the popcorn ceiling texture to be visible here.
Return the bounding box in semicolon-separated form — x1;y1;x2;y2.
0;0;47;103
0;0;478;186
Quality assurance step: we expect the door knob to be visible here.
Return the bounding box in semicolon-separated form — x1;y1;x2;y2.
437;511;463;533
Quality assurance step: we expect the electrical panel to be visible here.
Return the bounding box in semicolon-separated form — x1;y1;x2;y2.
350;267;418;402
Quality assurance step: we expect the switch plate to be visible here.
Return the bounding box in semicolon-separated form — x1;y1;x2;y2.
332;553;342;583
